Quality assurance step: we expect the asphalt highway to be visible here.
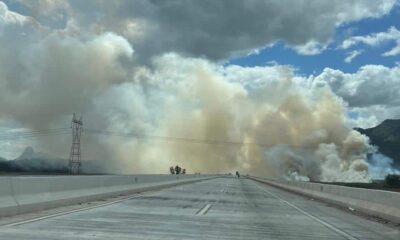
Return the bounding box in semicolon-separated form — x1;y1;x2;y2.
0;177;398;239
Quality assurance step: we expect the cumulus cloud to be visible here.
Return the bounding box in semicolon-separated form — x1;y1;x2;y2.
340;26;400;56
292;40;328;55
0;1;36;25
311;65;400;128
312;65;400;107
344;50;363;63
347;105;400;129
5;0;396;60
383;44;400;56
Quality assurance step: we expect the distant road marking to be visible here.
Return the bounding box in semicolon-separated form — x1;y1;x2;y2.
2;194;146;227
220;182;230;193
254;181;359;240
196;204;212;215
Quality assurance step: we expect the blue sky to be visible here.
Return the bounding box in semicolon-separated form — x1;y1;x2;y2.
228;5;400;76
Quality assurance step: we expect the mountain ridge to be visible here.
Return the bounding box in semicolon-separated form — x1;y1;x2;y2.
0;147;68;173
0;147;110;174
15;146;54;161
355;119;400;168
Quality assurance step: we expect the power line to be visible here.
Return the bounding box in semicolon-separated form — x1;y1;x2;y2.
0;128;70;142
84;128;318;149
0;127;69;134
0;127;70;136
0;126;321;149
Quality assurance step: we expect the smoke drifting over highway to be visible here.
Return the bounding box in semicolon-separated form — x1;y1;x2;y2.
127;56;374;182
0;1;398;181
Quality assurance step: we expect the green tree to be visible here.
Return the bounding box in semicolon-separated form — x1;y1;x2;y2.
385;174;400;187
175;165;181;174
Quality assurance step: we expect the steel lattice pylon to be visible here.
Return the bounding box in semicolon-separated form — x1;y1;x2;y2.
69;113;83;174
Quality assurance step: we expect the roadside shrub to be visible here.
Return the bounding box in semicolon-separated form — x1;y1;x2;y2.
385;174;400;187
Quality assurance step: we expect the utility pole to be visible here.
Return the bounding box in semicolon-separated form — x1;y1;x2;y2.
69;113;83;174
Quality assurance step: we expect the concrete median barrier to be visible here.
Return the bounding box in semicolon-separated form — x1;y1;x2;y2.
0;178;19;216
0;174;217;217
250;176;400;224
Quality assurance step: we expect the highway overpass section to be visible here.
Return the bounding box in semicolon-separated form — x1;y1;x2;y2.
0;177;398;239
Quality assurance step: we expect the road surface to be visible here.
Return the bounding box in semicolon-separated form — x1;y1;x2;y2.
0;177;398;239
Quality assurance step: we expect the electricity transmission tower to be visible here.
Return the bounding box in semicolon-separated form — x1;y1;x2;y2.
69;113;83;174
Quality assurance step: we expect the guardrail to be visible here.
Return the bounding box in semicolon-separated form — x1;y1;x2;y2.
0;174;216;217
249;176;400;224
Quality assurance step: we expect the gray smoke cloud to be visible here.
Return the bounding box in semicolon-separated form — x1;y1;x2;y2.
0;1;397;181
98;54;374;181
0;2;135;169
5;0;396;60
368;153;400;179
0;3;133;128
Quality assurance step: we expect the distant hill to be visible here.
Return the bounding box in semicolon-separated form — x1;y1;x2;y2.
15;146;53;161
355;119;400;168
0;147;110;174
0;147;68;173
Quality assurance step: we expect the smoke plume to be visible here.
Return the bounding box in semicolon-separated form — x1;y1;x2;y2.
144;56;374;181
0;1;389;182
368;153;400;179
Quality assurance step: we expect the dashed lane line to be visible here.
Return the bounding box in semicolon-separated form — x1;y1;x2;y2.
196;204;212;215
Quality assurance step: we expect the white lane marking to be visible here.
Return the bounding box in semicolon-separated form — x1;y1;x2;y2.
254;182;359;240
3;177;215;227
196;204;212;215
3;195;145;227
219;180;231;193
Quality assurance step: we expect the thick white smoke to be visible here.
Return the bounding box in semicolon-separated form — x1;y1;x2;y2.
0;1;392;182
83;54;373;182
368;153;400;179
